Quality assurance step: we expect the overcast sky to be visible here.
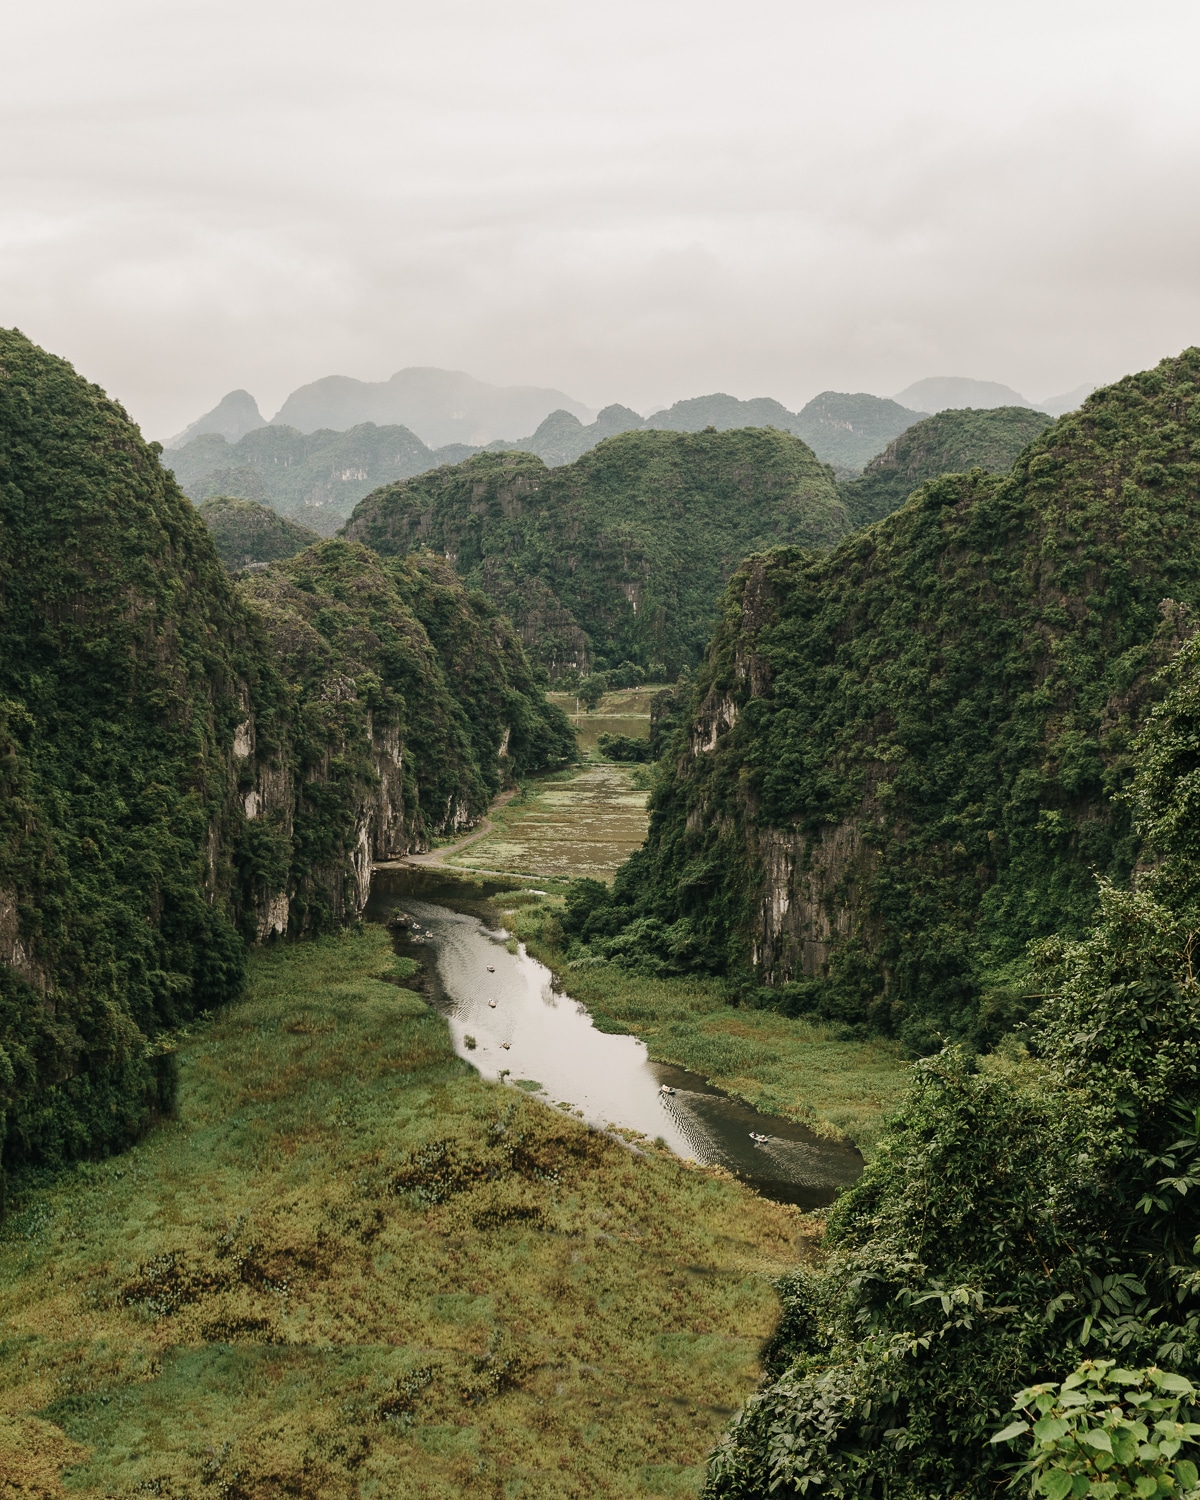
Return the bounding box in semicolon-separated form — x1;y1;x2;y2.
4;0;1199;438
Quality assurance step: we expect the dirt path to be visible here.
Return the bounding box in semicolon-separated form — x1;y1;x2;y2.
384;787;519;869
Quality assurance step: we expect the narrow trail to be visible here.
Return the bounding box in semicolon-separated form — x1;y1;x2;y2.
380;787;519;869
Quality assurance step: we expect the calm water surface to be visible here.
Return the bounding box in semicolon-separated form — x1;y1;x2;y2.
367;868;863;1208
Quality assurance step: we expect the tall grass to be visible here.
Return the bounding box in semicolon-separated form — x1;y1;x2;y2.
0;928;810;1498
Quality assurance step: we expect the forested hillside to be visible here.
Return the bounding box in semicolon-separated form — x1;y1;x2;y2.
0;330;569;1186
342;427;850;679
577;351;1200;1049
163;422;477;534
198;496;321;569
839;404;1054;525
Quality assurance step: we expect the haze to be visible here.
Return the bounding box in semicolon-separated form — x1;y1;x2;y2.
3;0;1198;439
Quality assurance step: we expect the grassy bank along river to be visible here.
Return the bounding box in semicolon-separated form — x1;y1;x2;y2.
423;686;908;1153
0;927;810;1499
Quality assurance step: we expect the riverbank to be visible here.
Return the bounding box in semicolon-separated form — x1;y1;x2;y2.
0;927;812;1499
498;894;908;1153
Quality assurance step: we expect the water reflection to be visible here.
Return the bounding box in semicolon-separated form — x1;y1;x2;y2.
367;869;863;1207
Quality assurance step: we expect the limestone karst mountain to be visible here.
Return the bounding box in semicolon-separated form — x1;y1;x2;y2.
0;329;570;1179
343;426;850;680
584;352;1200;1046
838;405;1055;526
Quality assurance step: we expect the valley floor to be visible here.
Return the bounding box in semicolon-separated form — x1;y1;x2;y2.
0;927;811;1499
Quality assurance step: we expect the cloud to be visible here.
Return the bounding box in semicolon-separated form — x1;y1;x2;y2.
3;0;1199;435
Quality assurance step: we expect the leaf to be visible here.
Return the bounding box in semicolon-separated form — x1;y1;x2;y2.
1109;1369;1145;1385
1041;1470;1074;1500
992;1421;1031;1444
1175;1459;1198;1489
1134;1479;1158;1499
1035;1417;1072;1442
1157;1372;1194;1394
1079;1429;1113;1453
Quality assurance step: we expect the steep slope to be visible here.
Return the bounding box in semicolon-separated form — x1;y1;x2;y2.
839;405;1055;526
198;496;321;569
0;329;274;1174
789;391;926;471
163;422;474;534
235;542;574;930
342;427;850;680
0;331;572;1183
597;351;1200;1047
166;388;266;447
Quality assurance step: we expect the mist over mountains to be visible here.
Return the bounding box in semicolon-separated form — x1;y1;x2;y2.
163;364;1098;533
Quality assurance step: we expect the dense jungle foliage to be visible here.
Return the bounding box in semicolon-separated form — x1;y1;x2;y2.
198;495;320;569
839;405;1055;526
0;331;571;1187
342;427;850;680
701;648;1200;1496
0;328;267;1180
236;541;572;929
574;351;1200;1049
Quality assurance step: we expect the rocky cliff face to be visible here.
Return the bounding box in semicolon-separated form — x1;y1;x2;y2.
615;352;1200;1046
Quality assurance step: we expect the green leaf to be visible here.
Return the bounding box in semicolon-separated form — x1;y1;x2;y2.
1080;1430;1113;1453
1175;1459;1198;1488
992;1421;1032;1444
1157;1372;1194;1394
1110;1370;1145;1386
1135;1478;1158;1499
1041;1470;1074;1500
1036;1417;1072;1443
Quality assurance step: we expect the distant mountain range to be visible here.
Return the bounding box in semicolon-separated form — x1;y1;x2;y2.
167;367;592;450
891;375;1094;417
163;366;1098;529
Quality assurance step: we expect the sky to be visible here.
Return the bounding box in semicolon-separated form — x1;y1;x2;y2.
3;0;1200;439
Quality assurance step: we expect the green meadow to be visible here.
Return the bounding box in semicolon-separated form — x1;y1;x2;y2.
0;927;812;1499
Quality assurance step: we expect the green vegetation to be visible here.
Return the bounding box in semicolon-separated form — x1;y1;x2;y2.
699;666;1200;1495
0;332;570;1187
0;327;267;1178
343;427;849;680
597;352;1200;1048
991;1363;1200;1500
163;422;476;536
839;404;1055;525
197;495;321;569
0;927;808;1498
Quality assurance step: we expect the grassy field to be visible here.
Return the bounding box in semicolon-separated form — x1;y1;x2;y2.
0;927;814;1499
446;687;655;882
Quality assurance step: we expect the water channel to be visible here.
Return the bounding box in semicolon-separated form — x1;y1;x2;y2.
366;867;864;1208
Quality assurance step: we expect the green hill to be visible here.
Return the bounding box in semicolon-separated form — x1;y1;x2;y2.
579;351;1200;1048
163;422;476;534
839;405;1055;525
342;426;850;680
0;331;570;1184
197;496;321;569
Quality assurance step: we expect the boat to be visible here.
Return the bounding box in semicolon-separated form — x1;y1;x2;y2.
658;1084;675;1096
488;999;497;1008
749;1132;769;1144
501;1041;511;1050
487;965;495;973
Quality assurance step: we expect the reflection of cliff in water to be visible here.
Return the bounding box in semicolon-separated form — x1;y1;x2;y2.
367;867;864;1208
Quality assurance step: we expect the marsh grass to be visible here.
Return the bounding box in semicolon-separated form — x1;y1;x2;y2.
0;928;811;1498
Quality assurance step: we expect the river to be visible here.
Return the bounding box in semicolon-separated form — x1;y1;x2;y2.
367;867;864;1208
